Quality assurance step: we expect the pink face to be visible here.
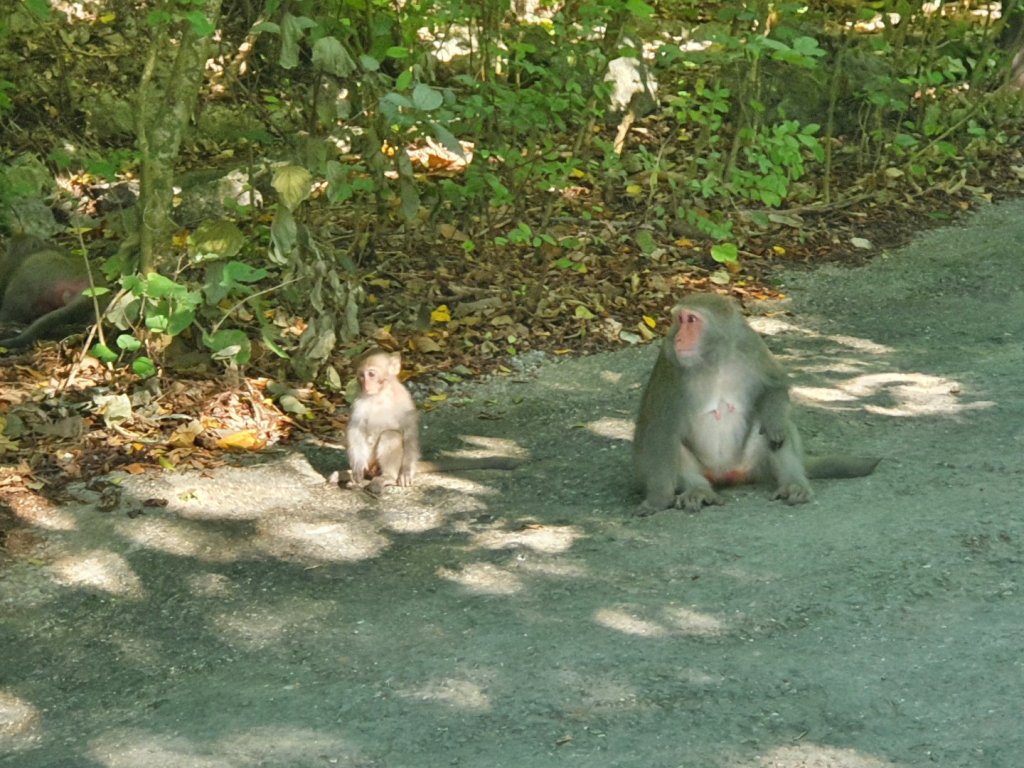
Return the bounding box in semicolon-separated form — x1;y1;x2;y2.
673;307;704;359
358;362;387;396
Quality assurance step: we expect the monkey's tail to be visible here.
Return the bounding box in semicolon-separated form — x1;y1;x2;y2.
0;295;92;349
805;456;880;479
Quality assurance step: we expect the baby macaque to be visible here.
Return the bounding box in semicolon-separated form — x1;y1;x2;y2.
344;349;520;494
0;234;101;348
633;293;878;515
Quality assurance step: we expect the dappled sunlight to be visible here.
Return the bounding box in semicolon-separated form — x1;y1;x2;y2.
439;434;527;460
116;516;245;562
0;690;40;752
661;606;727;637
416;472;501;497
186;572;236;598
211;598;332;651
600;369;625;384
752;317;895;355
89;726;360;767
253;518;389;563
398;677;491;711
5;495;78;531
743;743;896;767
471;523;584;554
512;558;589;578
377;502;449;533
595;605;729;638
585;416;634;441
594;608;668;637
437;562;522;595
799;372;994;417
49;550;143;597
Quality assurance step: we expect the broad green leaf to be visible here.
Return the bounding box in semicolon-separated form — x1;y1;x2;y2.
710;243;738;263
412;83;443;111
91;343;118;363
432;123;465;158
270;207;297;264
116;334;142;351
189;219;246;261
167;308;196;337
312;36;355;77
223;261;269;284
183;11;215;37
272;165;312;211
204;329;252;364
132;357;158;379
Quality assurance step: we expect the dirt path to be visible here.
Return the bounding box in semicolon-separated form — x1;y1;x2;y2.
2;200;1023;768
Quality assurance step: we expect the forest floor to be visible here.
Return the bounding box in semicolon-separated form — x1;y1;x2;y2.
1;197;1023;767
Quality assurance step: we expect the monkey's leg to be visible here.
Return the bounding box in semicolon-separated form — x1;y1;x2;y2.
366;429;408;494
766;430;813;505
674;445;725;513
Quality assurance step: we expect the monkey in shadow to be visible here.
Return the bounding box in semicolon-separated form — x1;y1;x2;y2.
0;234;107;349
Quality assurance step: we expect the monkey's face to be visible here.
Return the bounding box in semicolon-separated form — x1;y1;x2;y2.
358;363;387;396
671;305;705;361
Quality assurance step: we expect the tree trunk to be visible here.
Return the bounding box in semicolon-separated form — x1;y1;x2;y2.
135;1;223;273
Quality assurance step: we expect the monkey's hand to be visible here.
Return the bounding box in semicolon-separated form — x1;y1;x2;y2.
759;421;787;451
771;482;813;505
675;487;725;513
397;463;416;487
347;464;370;488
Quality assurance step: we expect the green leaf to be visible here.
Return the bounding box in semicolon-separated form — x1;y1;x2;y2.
574;305;595;320
204;329;252;364
710;243;739;263
116;334;142;352
279;14;314;69
189;219;246;261
132;357;158;379
24;0;52;20
312;36;355;77
143;273;189;300
167;308;197;337
634;230;658;255
183;11;215;37
360;54;380;72
395;69;413;91
385;46;409;59
432;123;465;158
272;165;312;211
412;83;443;111
222;261;269;284
91;343;118;363
270;207;297;264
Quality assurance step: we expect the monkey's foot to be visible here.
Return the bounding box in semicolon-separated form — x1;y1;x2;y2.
771;483;813;505
633;500;668;517
675;488;725;513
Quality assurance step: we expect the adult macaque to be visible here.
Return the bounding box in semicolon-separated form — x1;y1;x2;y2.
0;234;102;348
633;293;878;515
343;349;520;494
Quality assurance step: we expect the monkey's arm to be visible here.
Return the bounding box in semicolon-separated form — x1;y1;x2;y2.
397;412;420;486
0;295;93;349
345;426;373;484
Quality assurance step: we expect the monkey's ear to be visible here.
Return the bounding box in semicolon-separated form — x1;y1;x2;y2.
387;352;403;377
